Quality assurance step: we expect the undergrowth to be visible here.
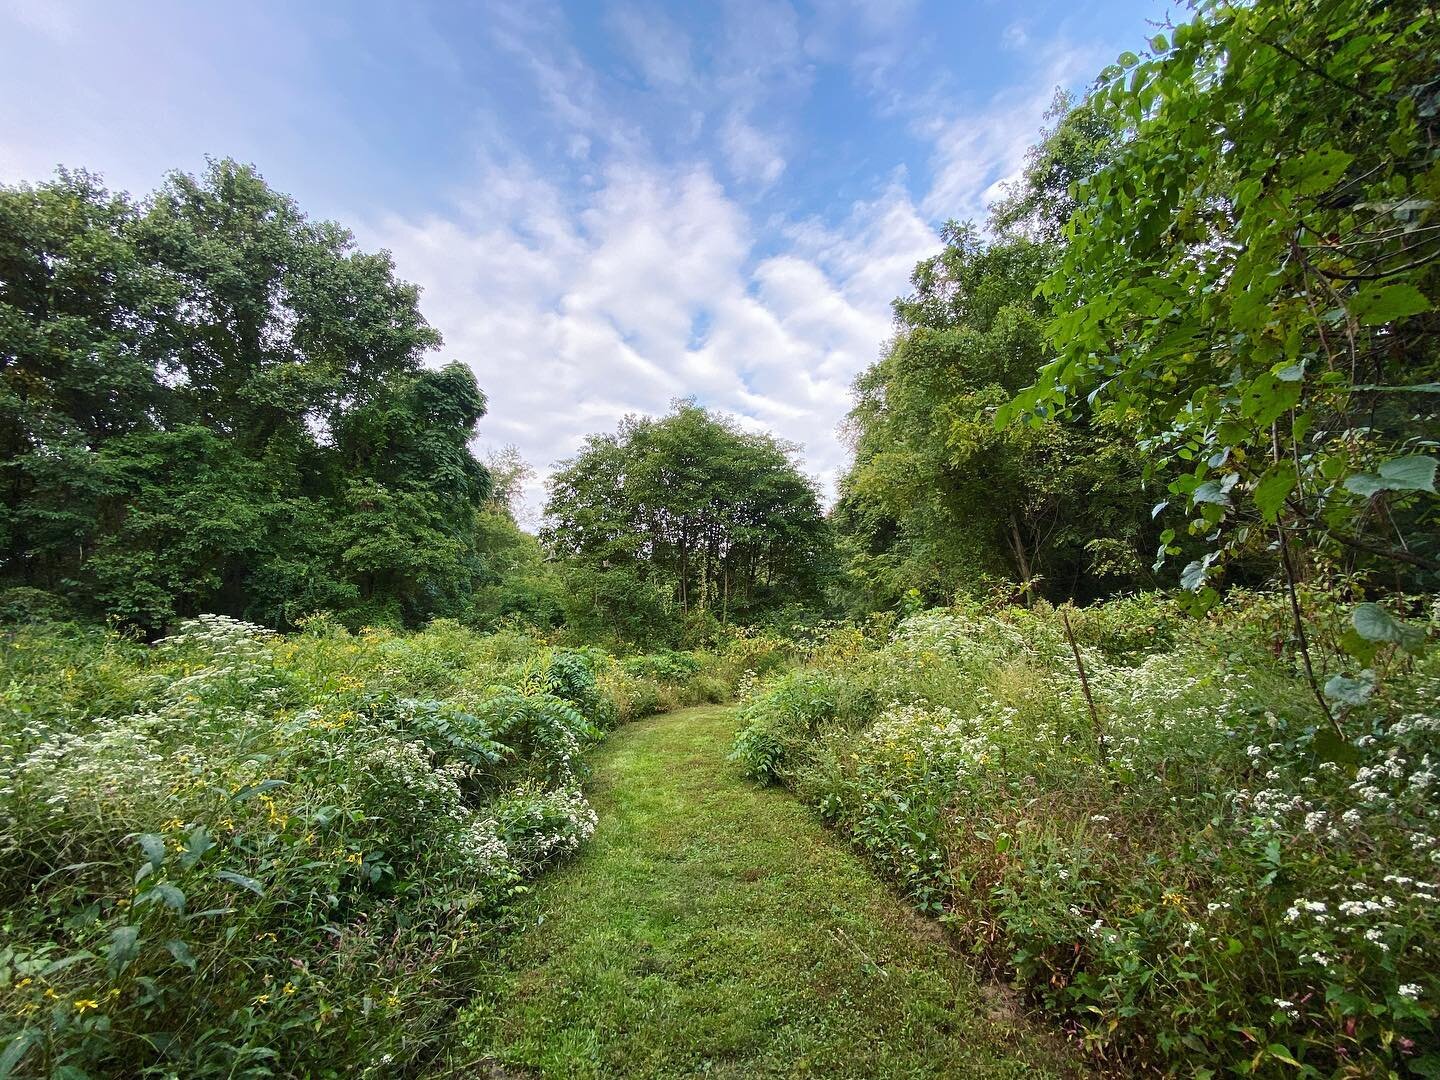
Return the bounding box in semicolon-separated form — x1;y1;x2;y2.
733;594;1440;1076
0;615;778;1076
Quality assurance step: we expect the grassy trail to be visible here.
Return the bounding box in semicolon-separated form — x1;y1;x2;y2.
459;704;1082;1079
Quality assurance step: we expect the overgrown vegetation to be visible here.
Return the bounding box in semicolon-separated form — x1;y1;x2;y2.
0;616;779;1076
2;0;1438;1074
733;597;1439;1073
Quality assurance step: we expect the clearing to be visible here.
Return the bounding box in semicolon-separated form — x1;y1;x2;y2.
456;704;1083;1078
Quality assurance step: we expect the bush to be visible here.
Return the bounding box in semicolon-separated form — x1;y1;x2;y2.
0;615;634;1076
734;599;1440;1074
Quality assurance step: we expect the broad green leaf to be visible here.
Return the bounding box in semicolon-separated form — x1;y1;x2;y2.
180;825;216;870
1344;454;1438;496
1179;559;1209;591
108;924;141;973
1324;672;1375;707
1350;282;1431;326
165;939;198;971
1252;463;1296;523
1281;147;1353;194
137;832;166;870
1352;603;1425;652
137;883;187;912
0;1030;40;1080
215;869;265;896
1378;454;1437;492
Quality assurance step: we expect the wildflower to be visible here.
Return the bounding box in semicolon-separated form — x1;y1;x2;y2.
15;977;31;989
252;994;271;1005
1162;891;1187;908
73;999;99;1013
1398;983;1422;1000
283;983;297;996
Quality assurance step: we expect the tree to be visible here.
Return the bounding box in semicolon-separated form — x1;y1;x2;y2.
1004;0;1440;606
0;160;493;630
544;402;831;638
836;100;1155;612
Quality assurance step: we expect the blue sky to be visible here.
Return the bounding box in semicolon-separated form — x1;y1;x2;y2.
0;0;1167;516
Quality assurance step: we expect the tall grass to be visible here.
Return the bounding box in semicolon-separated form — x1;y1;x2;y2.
0;615;770;1076
733;596;1440;1074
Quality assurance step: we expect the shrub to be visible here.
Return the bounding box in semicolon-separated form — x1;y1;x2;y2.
735;600;1440;1074
0;615;624;1076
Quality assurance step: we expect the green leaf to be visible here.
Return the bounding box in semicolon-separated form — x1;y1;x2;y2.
0;1030;40;1080
1179;559;1209;591
1324;672;1375;707
1352;603;1425;652
215;869;265;896
1350;282;1431;326
1266;1043;1301;1067
137;833;166;871
1252;463;1296;523
108;924;141;973
136;883;186;912
180;825;216;871
1344;454;1438;496
165;939;198;971
1281;146;1353;195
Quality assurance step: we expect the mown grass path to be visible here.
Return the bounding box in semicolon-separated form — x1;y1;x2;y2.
461;704;1082;1078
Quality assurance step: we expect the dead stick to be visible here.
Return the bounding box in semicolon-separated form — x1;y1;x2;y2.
1061;607;1107;766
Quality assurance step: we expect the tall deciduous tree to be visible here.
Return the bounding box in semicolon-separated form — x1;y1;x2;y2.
544;402;830;638
0;160;491;630
837;98;1156;611
1004;0;1440;604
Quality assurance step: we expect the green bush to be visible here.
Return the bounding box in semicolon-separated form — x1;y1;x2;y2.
0;615;630;1076
734;599;1440;1074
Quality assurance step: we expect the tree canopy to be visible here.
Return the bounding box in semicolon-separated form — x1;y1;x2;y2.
0;160;492;631
1003;0;1440;604
835;97;1156;611
544;402;830;639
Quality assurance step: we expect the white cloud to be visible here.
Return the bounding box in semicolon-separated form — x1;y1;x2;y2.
365;149;936;518
919;44;1099;223
719;111;786;187
607;2;695;89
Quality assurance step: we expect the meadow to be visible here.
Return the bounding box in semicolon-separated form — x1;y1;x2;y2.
0;614;787;1077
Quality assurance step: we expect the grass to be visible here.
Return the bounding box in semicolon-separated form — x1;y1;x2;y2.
449;704;1082;1078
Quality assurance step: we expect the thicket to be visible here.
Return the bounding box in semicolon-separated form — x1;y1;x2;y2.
0;615;787;1076
733;597;1439;1073
750;0;1440;1074
0;162;496;634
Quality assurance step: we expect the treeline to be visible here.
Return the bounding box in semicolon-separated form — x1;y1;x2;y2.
1;162;491;631
838;0;1439;621
545;404;829;641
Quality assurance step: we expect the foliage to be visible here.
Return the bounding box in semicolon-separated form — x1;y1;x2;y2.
0;613;760;1076
734;598;1440;1074
0;161;492;633
837;99;1156;613
545;401;833;637
1003;0;1440;603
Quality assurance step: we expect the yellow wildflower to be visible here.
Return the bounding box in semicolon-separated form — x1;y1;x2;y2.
252;994;270;1006
73;999;99;1013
